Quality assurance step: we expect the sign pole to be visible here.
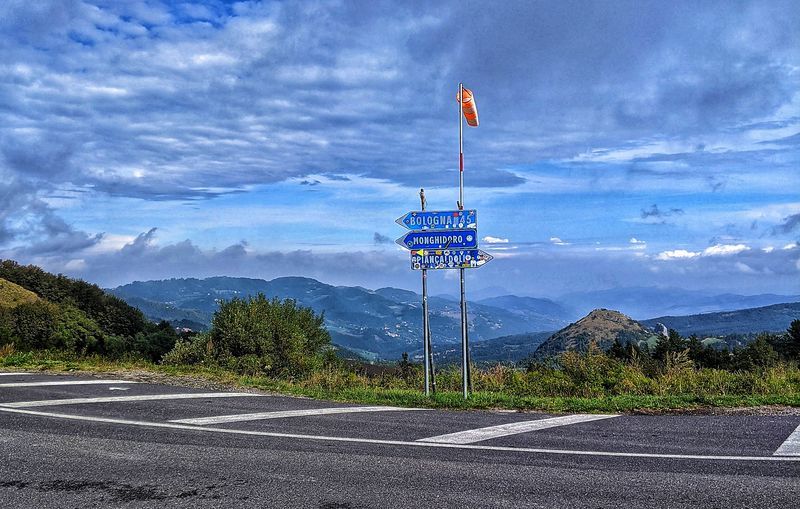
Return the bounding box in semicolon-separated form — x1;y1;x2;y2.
420;189;430;396
428;316;436;394
397;85;488;399
458;82;469;399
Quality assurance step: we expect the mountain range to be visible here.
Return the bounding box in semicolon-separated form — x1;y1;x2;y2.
557;287;800;319
110;277;573;360
109;276;799;362
641;302;800;337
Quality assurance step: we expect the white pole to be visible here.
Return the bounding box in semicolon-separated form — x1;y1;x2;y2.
458;83;469;399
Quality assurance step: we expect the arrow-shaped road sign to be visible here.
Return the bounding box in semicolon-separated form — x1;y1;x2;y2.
410;249;493;270
395;210;477;231
396;229;478;250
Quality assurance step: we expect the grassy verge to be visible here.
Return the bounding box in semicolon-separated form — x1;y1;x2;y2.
3;351;800;413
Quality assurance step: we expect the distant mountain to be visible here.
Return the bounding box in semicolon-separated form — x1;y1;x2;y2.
559;287;800;320
477;295;577;324
641;302;800;337
434;331;553;365
532;309;659;360
111;277;568;360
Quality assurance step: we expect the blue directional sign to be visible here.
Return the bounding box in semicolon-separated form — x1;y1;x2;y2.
396;229;478;250
396;210;477;231
410;249;493;270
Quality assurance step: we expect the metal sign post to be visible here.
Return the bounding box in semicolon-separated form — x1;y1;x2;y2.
420;189;430;396
394;83;486;400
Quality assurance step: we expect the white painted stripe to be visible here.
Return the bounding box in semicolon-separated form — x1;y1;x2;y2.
170;406;424;425
0;380;138;388
0;373;33;376
774;423;800;456
418;414;619;444
0;406;795;463
0;392;260;408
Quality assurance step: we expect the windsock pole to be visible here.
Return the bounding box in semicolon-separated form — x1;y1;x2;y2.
458;82;469;399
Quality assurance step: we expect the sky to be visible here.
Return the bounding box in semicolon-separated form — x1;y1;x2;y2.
0;0;798;297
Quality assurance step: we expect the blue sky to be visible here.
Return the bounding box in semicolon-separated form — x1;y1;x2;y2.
0;0;798;296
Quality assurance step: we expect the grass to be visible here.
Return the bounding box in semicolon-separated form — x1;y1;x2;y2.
0;278;39;309
3;349;800;413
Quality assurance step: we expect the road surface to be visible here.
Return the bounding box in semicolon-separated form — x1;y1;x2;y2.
1;371;799;507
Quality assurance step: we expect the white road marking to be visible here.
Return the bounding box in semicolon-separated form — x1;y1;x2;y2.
108;387;130;391
170;406;425;425
417;414;619;444
0;392;260;408
0;380;138;388
0;373;33;376
0;405;796;463
774;423;800;456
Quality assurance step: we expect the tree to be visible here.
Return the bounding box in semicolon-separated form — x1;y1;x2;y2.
732;335;779;371
787;320;800;360
653;329;686;361
686;334;730;369
132;321;179;362
398;352;414;382
608;338;627;360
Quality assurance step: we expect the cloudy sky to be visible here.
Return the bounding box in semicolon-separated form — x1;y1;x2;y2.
1;0;798;297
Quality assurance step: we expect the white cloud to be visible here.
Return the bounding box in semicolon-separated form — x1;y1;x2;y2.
550;237;568;245
655;249;701;260
629;237;646;244
483;236;509;244
655;244;752;261
735;262;757;274
702;244;750;257
783;243;798;250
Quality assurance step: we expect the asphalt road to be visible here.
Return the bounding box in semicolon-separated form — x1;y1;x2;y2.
1;372;799;508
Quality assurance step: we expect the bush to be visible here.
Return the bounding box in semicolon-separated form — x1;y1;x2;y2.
131;321;179;362
164;294;331;376
732;335;779;371
162;336;211;365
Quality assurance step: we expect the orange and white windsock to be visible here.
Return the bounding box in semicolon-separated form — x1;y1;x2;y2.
457;87;479;127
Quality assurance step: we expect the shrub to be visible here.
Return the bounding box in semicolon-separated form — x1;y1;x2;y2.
162;336;211;365
164;294;331;376
732;335;779;371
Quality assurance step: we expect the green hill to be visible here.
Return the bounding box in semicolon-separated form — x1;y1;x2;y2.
0;260;179;361
0;278;40;308
532;309;659;359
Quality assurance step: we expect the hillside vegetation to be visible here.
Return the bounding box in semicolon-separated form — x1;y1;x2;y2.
0;278;39;308
0;260;178;360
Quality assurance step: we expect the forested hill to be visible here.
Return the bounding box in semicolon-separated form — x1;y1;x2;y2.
0;260;148;335
0;260;178;360
641;302;800;337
